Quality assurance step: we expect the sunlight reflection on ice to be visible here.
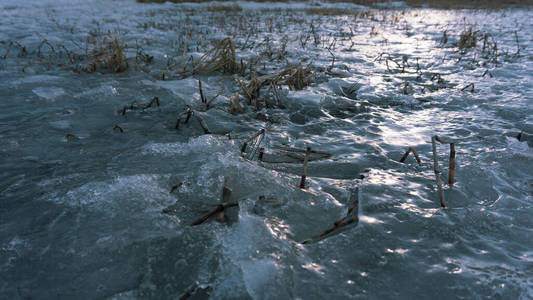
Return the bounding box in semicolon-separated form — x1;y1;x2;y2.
301;262;325;276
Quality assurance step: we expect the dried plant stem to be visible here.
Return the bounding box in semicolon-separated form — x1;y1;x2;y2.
241;128;265;156
198;80;206;103
202;93;220;111
300;147;311;189
170;182;182;193
234;92;244;113
302;188;359;244
194;111;211;134
399;147;422;165
448;143;455;185
175;106;192;130
327;48;335;70
192;38;236;74
248;132;264;160
258;147;265;161
432;136;446;208
191;202;238;226
461;83;475;93
216;187;232;223
113;125;124;133
279;147;330;156
184;107;192;123
434;136;456;186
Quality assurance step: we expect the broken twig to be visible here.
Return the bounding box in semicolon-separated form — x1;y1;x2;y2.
191;202;238;226
216;187;232;223
299;147;311;189
302;188;359;244
241;128;265;156
399;147;422;165
432;136;446;208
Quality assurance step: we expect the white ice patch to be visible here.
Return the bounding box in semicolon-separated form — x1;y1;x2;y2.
32;87;65;100
142;135;230;157
213;211;291;299
11;75;62;86
141;78;205;104
55;174;175;212
240;258;280;298
506;136;532;157
73;83;119;98
49;120;70;129
288;89;324;104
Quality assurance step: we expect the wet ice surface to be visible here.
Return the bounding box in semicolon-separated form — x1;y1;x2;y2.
1;0;533;298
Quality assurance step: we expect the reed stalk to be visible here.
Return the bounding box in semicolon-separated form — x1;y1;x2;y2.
300;147;311;189
432;136;446;208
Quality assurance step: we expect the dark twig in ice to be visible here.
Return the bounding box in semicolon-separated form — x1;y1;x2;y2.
299;147;311;189
302;188;359;244
400;147;422;165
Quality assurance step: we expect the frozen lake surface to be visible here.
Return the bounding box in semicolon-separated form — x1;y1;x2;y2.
1;0;533;298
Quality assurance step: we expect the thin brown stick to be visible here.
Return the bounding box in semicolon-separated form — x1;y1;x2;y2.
202;93;220;110
191;202;238;226
216;187;232;223
435;136;453;144
279;147;330;156
411;147;422;165
448;143;455;185
301;219;353;244
286;153;330;162
460;83;475;93
432;136;446;208
184;106;192;123
300;147;311;189
194;112;211;134
236;78;252;101
144;97;160;108
400;147;422;165
175;106;192;130
241;142;248;155
244;128;265;144
198;80;206;103
258;147;265;161
233;92;244;113
399;148;412;163
170;182;182;193
302;188;359;244
113;124;124;133
346;187;359;216
241;128;264;156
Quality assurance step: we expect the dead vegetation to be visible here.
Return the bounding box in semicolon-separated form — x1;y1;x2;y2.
193;38;237;74
0;33;153;74
85;35;129;73
458;26;477;49
136;0;533;8
238;63;313;110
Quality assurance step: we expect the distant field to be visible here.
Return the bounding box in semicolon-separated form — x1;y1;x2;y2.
136;0;533;9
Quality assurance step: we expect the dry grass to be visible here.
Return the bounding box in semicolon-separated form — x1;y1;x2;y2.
89;35;128;73
192;38;237;74
458;26;477;49
239;63;313;109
